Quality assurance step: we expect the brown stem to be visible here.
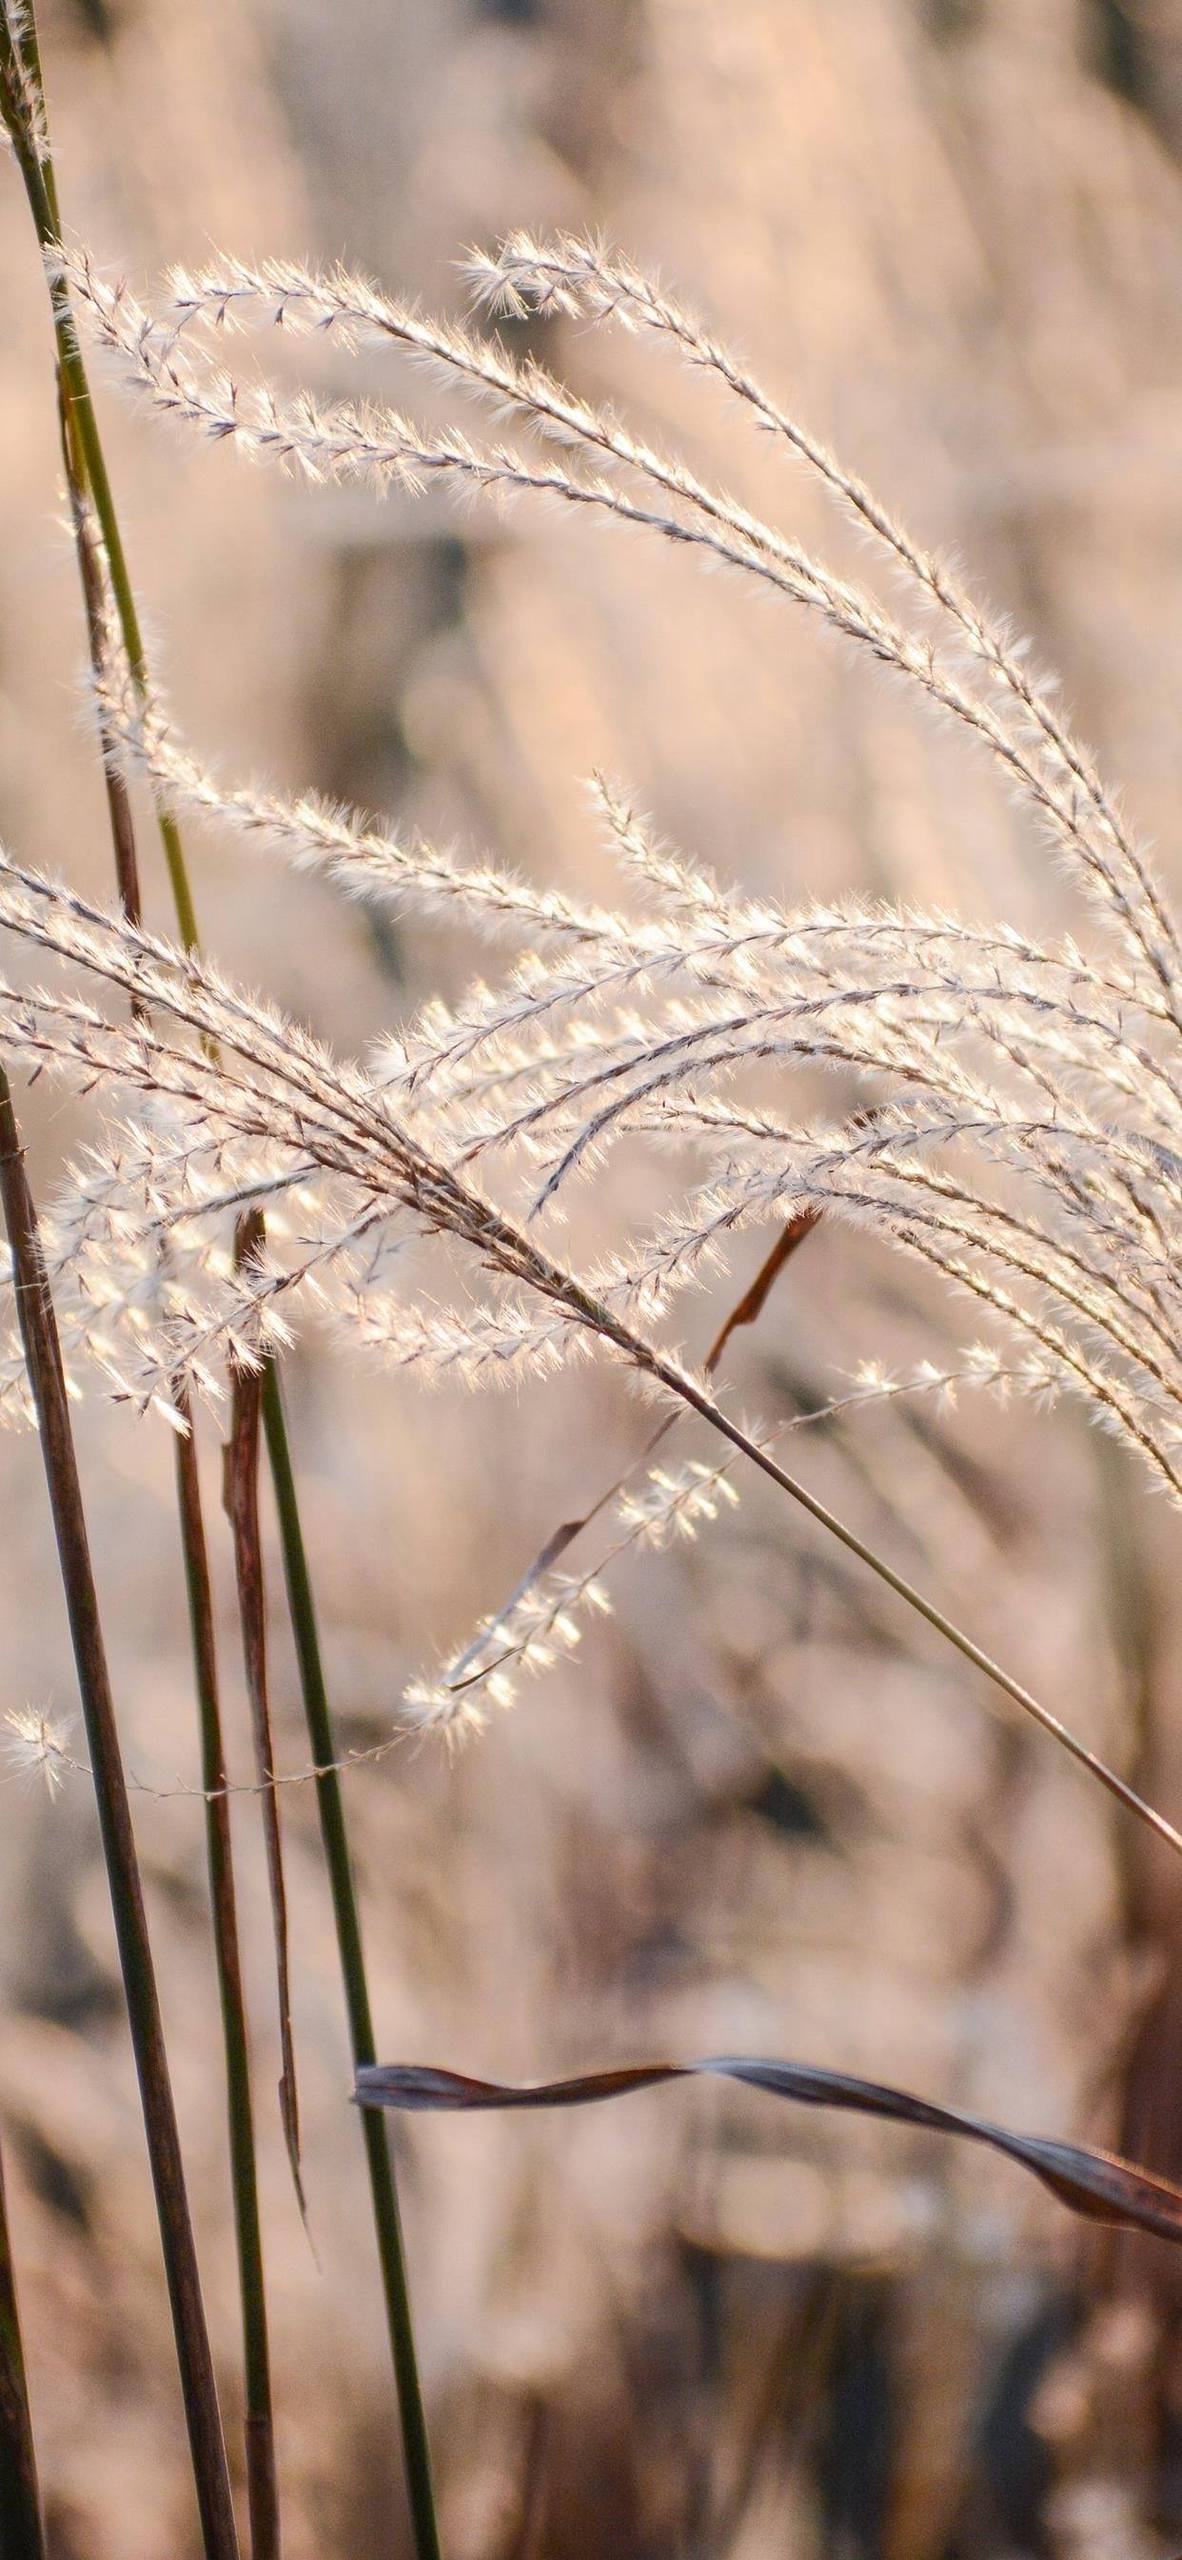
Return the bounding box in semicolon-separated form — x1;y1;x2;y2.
0;1070;239;2560
175;1399;280;2560
224;1212;304;2220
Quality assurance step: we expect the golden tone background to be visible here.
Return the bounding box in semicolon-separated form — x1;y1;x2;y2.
4;2;1182;2552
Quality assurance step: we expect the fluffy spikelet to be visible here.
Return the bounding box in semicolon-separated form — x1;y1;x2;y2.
2;780;1180;1498
0;6;49;176
474;232;1169;976
407;1359;1035;1734
403;1447;747;1736
57;238;1182;1007
3;226;1181;1740
3;1704;73;1797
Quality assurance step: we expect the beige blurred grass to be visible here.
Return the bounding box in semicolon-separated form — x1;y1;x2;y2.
4;3;1182;2555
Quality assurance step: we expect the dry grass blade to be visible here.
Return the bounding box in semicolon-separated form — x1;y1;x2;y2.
701;1210;824;1369
223;1211;305;2226
355;2058;1182;2249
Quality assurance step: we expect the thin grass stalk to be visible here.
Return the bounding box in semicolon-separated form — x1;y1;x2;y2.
0;2128;44;2560
55;384;143;923
1;20;442;2551
261;1361;441;2560
0;37;282;2542
0;1066;239;2560
651;1361;1182;1847
175;1408;279;2560
0;3;198;947
225;1213;304;2226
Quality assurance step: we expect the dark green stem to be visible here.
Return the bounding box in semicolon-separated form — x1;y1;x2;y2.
262;1364;441;2560
0;2129;44;2560
0;1071;239;2560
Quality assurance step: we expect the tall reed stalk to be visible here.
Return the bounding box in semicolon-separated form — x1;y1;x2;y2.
0;1066;239;2560
0;14;441;2554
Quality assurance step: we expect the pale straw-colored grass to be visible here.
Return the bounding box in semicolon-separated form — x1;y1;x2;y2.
0;230;1177;1800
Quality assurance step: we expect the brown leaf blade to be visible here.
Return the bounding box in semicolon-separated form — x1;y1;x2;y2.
354;2055;1182;2247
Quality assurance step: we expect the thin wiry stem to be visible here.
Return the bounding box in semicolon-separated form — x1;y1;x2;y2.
0;1067;239;2560
174;1405;278;2560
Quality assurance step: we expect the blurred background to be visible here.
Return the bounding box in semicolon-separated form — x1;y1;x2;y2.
4;1;1182;2552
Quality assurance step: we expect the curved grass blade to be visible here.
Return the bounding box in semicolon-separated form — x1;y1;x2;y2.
354;2056;1182;2247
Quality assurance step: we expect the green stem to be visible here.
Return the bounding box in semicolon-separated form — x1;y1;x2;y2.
262;1364;441;2560
0;1071;239;2560
0;9;198;947
0;2129;44;2560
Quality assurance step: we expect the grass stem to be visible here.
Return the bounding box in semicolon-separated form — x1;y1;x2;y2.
1;18;442;2553
0;3;198;947
176;1406;280;2560
0;1068;239;2560
0;25;282;2542
262;1363;441;2560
